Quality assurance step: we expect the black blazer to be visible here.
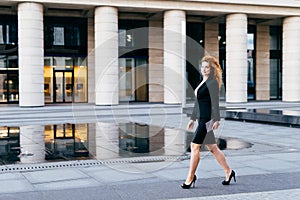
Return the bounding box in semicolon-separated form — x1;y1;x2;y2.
190;78;220;121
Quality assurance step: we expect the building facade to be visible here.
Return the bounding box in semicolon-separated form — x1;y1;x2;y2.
0;0;300;107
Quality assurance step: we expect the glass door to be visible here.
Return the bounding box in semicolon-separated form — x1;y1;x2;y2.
7;72;18;103
119;58;135;101
135;58;148;102
53;70;74;103
247;27;256;100
0;70;18;103
119;58;148;102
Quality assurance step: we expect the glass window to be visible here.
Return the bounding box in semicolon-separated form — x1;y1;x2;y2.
5;25;9;44
270;26;282;100
0;55;6;68
0;55;19;104
44;17;87;55
247;25;256;100
118;29;134;47
74;57;87;103
53;27;65;45
53;57;73;69
7;56;18;69
119;29;126;47
118;20;147;49
0;15;17;46
0;73;7;103
270;26;281;50
0;23;17;45
247;34;254;50
0;25;4;44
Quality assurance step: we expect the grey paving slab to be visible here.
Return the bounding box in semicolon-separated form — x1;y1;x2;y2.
0;192;44;200
245;158;299;172
84;166;155;183
0;179;34;194
0;172;24;180
33;178;101;191
226;166;271;177
225;154;268;162
129;161;180;173
264;152;300;162
151;168;190;181
22;168;90;184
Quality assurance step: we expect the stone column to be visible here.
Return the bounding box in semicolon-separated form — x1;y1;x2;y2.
256;25;270;100
164;10;186;105
94;7;119;105
205;22;219;59
149;21;164;102
88;17;95;103
226;13;248;103
282;17;300;102
18;3;44;107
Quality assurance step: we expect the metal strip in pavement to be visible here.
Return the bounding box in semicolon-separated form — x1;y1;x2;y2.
0;155;188;173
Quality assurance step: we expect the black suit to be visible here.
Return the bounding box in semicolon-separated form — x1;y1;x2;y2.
190;78;220;144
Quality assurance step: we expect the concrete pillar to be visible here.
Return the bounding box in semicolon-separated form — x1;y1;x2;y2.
88;17;95;103
20;125;45;163
149;21;164;102
94;7;119;105
256;25;270;100
18;3;44;107
226;13;248;103
205;22;219;59
164;10;186;105
282;17;300;102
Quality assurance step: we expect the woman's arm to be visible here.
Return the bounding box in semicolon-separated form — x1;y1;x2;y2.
209;80;220;122
190;100;199;121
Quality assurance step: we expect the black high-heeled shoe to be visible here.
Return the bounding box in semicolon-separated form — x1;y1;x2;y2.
222;170;236;185
181;175;197;189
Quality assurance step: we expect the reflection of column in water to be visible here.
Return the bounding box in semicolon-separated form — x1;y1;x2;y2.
88;123;96;158
164;128;185;156
149;126;165;155
20;125;45;163
95;122;119;160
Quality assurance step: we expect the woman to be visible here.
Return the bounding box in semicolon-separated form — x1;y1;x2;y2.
181;55;236;189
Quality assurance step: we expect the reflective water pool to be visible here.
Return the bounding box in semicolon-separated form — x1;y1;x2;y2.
0;122;252;165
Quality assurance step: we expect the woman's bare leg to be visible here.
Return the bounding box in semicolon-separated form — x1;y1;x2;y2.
185;142;201;184
206;144;231;180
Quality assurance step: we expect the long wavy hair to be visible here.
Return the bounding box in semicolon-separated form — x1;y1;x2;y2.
201;55;223;89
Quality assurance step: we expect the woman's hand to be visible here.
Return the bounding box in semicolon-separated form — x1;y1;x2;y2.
187;120;195;131
212;120;220;130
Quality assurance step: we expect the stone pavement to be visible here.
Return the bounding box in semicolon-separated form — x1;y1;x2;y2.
0;102;299;199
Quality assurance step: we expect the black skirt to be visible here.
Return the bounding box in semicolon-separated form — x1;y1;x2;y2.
192;118;216;144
